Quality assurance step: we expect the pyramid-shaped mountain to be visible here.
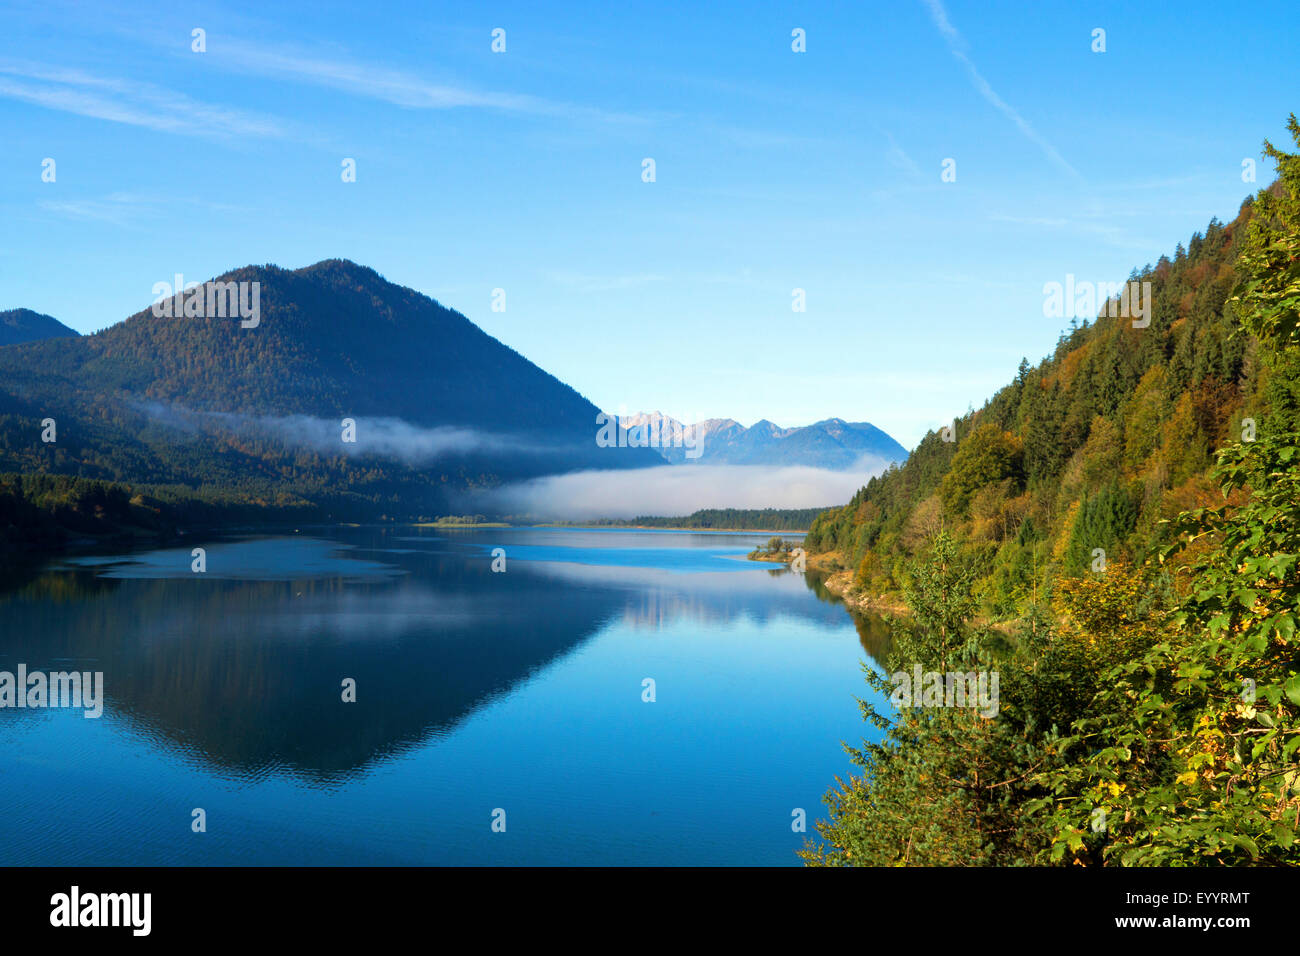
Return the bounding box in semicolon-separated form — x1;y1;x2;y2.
0;260;660;518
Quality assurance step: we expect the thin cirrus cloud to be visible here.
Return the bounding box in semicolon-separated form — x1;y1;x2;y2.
208;39;648;126
38;191;247;227
988;213;1159;253
540;270;668;293
0;59;286;139
918;0;1080;179
38;192;156;226
883;130;924;178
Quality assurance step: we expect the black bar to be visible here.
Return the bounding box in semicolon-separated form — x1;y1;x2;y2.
0;866;1283;942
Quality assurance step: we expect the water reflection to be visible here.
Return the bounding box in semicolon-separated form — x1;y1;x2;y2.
0;528;891;784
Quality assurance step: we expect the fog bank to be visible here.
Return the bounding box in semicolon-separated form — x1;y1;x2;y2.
474;458;889;520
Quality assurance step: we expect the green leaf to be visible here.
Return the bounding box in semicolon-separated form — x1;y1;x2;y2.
1286;675;1300;707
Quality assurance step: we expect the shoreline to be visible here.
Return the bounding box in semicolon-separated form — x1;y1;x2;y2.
541;524;810;534
747;548;911;616
816;566;911;616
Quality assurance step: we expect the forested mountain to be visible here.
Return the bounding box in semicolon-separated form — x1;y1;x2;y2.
0;308;79;346
804;185;1300;618
621;411;907;467
0;260;660;525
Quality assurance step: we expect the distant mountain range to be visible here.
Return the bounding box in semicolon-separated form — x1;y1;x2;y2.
0;309;79;346
618;412;908;469
0;260;661;519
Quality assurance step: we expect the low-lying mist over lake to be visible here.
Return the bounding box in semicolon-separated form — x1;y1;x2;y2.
472;459;894;521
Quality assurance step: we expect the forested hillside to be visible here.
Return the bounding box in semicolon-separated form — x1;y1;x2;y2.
802;116;1300;867
805;177;1300;618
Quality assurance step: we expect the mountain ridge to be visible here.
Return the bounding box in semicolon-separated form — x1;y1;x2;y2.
619;411;908;468
0;308;80;346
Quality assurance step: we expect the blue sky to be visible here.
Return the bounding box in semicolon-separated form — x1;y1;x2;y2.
2;0;1297;448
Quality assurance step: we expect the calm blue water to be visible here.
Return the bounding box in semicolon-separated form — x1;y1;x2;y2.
0;526;890;866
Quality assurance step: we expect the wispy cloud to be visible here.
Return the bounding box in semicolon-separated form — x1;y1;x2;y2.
211;39;646;125
883;130;924;177
39;191;247;227
38;193;149;226
988;212;1159;252
707;124;824;149
540;270;667;293
1106;172;1210;192
0;59;285;139
918;0;1079;179
990;214;1069;227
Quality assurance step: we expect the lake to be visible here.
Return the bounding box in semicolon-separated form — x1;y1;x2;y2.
0;526;891;866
